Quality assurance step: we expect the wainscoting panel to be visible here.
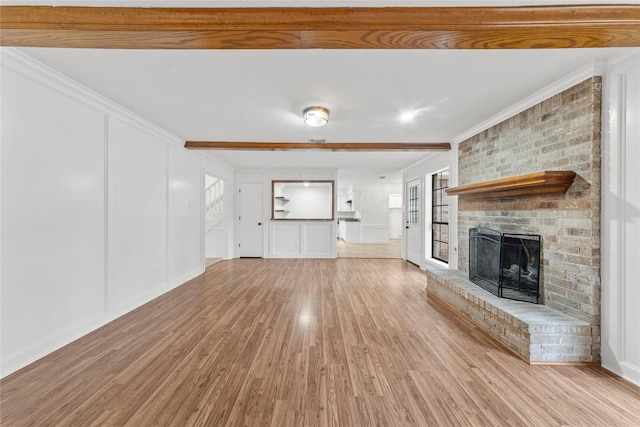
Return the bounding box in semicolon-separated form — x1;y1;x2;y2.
168;145;203;285
0;49;206;377
109;117;169;311
270;222;302;257
602;51;640;387
303;222;336;257
360;224;389;244
269;221;336;258
1;53;107;375
621;64;640;381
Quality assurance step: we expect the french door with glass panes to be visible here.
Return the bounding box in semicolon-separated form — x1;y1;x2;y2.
406;179;422;266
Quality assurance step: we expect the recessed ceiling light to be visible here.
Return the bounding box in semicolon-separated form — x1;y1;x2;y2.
400;111;417;122
303;107;329;127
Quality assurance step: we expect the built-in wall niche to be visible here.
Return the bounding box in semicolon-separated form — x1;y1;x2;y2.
272;180;335;220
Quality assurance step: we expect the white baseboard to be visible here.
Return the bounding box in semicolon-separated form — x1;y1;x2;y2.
1;270;202;378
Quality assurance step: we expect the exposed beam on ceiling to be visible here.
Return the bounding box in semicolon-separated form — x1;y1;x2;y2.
2;5;639;49
184;141;451;151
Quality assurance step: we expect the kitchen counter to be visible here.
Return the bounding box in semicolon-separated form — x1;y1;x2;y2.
338;219;361;243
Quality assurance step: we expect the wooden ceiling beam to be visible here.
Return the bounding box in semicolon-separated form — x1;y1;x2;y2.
2;5;639;49
184;141;451;151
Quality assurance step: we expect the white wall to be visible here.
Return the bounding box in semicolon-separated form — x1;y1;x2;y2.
0;49;209;377
402;150;459;269
281;184;333;219
601;50;640;387
351;182;402;244
389;208;403;239
236;168;337;258
2;51;108;375
168;144;205;281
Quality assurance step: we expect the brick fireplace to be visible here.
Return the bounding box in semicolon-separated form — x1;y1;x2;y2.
428;77;602;363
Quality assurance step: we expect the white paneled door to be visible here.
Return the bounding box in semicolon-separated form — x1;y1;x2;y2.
238;182;263;257
406;179;422;266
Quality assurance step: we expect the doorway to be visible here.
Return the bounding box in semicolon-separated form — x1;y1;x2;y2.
405;178;422;266
238;182;263;257
204;174;225;266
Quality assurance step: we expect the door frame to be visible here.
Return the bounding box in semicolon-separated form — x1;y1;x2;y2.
237;180;265;258
404;177;424;267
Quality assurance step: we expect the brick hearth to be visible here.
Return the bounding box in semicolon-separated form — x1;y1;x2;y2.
426;269;592;363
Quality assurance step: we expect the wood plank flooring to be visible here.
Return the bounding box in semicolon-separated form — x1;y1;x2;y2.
2;258;640;426
337;238;402;258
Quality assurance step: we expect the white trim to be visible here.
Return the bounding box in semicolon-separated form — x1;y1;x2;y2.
425;168;451;269
453;61;605;144
1;47;205;378
360;224;388;244
103;112;110;313
619;362;640;386
236;179;266;258
403;152;437;174
605;49;640;72
1;48;185;147
426;166;450;177
617;73;628;362
404;177;423;266
165;140;172;293
197;151;236;178
0;265;201;377
600;49;640;388
201;169;206;272
425;257;448;269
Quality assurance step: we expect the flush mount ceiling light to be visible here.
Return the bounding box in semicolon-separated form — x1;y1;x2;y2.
303;106;329;127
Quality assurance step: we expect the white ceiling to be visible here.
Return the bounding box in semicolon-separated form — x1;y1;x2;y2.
8;1;638;184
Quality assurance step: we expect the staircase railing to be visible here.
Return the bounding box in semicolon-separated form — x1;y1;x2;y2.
205;179;223;220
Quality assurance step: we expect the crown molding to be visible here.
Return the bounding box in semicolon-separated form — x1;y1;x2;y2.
604;48;640;73
1;47;185;146
452;60;605;144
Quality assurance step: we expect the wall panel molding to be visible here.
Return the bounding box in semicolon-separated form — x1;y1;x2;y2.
1;49;206;378
108;116;170;311
1;48;185;147
601;50;640;387
1;56;107;376
360;224;389;244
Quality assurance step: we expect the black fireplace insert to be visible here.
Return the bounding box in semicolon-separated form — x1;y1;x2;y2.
469;227;541;304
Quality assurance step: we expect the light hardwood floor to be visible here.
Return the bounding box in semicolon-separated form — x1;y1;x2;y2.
2;258;639;426
337;238;402;258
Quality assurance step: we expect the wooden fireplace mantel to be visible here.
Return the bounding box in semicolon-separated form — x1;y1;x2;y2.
445;171;576;200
